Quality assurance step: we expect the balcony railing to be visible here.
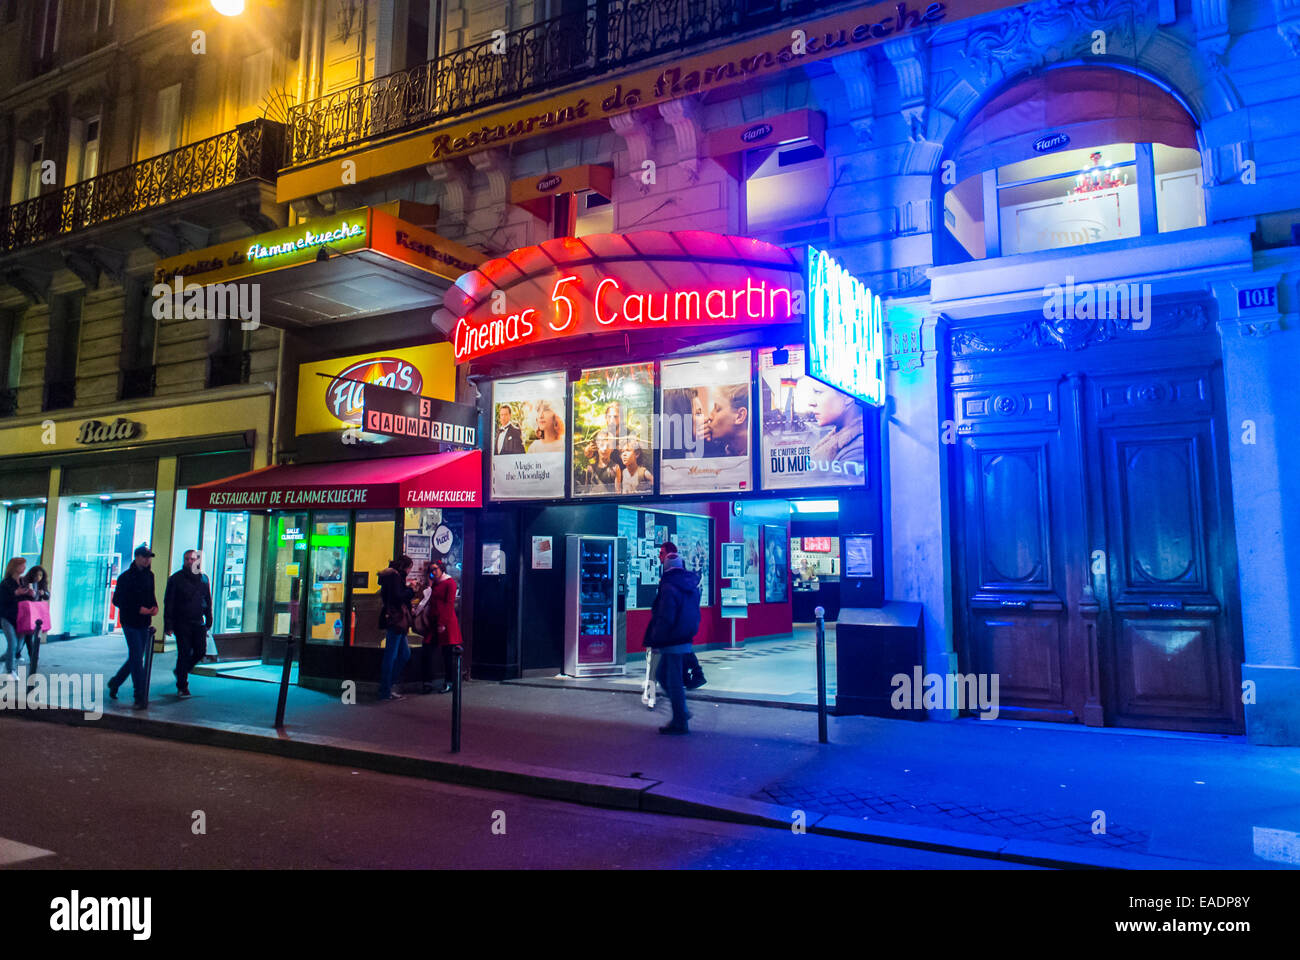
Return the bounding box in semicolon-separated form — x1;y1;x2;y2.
1;118;284;255
285;0;820;166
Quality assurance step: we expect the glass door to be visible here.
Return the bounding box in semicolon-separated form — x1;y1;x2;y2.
61;495;154;637
307;511;350;644
268;511;309;638
202;511;249;633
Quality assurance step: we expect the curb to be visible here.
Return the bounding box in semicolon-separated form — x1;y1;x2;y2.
3;707;1213;870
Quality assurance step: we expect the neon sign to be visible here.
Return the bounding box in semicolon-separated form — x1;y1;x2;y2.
805;246;885;406
446;232;807;364
247;220;365;261
329;357;423;424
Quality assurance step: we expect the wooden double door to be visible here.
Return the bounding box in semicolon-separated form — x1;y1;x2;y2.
950;346;1244;733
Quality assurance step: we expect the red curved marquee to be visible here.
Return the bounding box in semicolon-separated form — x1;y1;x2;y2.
444;231;804;363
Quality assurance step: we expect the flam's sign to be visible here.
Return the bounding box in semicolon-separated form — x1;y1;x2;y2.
1033;133;1071;153
535;175;563;192
741;123;774;143
329;357;424;424
76;418;142;444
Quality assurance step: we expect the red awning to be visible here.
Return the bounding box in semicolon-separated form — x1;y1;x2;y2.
187;450;481;511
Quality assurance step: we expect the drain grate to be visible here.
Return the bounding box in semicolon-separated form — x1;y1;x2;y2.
758;782;1150;850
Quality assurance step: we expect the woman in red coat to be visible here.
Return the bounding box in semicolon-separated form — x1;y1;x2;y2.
428;558;462;693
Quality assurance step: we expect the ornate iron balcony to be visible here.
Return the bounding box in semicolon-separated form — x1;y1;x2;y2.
1;119;284;255
286;0;820;166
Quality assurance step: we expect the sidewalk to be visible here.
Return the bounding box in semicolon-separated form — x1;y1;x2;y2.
4;636;1299;869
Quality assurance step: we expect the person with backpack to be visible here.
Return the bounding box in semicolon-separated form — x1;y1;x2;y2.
164;550;213;697
644;553;702;734
376;555;416;701
15;565;51;680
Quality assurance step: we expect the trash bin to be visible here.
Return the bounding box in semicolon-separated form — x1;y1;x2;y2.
834;602;925;719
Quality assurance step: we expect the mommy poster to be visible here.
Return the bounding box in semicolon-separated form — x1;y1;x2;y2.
659;349;752;494
758;345;866;489
490;373;567;500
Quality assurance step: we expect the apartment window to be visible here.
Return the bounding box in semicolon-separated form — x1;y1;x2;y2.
9;139;44;204
0;307;24;414
66;116;100;185
34;0;59;65
43;291;83;410
943;140;1205;259
939;66;1204;263
206;317;247;388
119;279;157;399
573;191;613;237
743;138;829;236
151;83;182;157
238;50;272;122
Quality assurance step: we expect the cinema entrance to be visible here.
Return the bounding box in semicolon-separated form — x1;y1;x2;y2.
443;231;887;706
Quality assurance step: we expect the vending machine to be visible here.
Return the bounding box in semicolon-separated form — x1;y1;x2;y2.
563;535;626;677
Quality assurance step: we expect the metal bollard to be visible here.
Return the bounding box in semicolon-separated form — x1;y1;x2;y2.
143;626;157;709
450;646;463;754
274;635;295;729
814;607;828;744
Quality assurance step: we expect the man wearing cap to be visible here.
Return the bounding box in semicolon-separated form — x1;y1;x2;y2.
107;545;159;709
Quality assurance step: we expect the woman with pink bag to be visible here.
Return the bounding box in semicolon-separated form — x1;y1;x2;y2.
0;557;35;681
15;565;51;680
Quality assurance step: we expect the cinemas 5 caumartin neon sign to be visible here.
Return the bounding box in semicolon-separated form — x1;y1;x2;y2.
445;232;808;363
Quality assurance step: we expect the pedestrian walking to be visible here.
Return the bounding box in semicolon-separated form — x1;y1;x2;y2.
422;557;462;694
164;549;212;697
107;545;158;709
376;555;416;701
644;553;702;734
15;565;51;680
643;542;707;704
1;557;35;681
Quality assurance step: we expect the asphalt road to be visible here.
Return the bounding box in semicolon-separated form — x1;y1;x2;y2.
0;719;1039;870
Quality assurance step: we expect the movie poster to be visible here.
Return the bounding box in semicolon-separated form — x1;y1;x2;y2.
763;524;788;602
571;362;655;497
659;350;753;494
675;514;711;606
490;373;567;500
743;523;760;604
758;345;867;490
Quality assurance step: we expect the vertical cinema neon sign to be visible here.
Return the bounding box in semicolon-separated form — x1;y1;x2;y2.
805;246;885;406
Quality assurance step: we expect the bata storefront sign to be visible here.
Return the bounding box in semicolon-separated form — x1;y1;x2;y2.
75;418;143;444
295;343;456;435
278;0;1042;203
445;232;805;363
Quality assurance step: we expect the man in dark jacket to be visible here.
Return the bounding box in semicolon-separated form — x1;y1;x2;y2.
644;554;702;734
108;545;159;709
164;549;212;697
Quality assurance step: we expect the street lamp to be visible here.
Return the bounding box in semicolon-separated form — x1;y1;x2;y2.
211;0;245;15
